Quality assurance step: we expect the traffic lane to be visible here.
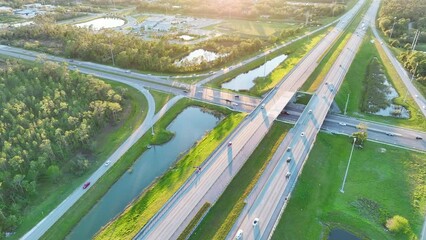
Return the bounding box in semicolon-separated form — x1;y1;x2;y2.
282;105;426;140
321;121;426;151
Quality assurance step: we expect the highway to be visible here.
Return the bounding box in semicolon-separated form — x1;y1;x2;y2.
228;1;380;239
279;104;426;152
0;45;261;113
134;0;366;238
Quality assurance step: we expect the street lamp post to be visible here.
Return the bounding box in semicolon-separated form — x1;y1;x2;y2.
344;93;350;115
340;137;356;193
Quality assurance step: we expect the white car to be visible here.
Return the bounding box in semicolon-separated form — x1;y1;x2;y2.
339;122;347;126
253;218;259;226
235;229;243;239
104;160;111;166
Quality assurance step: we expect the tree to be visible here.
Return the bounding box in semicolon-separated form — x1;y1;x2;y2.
46;165;61;182
353;123;368;146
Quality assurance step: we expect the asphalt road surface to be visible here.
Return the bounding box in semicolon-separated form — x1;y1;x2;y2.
278;104;426;152
228;1;380;239
134;0;366;239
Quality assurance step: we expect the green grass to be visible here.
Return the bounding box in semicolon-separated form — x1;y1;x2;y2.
295;92;312;105
11;81;148;240
335;30;426;131
190;121;291;240
207;19;301;37
300;0;370;92
0;13;22;23
271;133;425;240
178;202;211;240
207;27;331;96
93;99;245;240
150;90;175;114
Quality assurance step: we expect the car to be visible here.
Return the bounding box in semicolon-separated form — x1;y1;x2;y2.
283;111;290;115
104;160;111;166
125;70;131;73
308;109;312;114
286;147;291;152
183;90;189;93
253;218;259;226
300;132;305;137
286;157;291;163
235;229;243;239
285;172;291;178
339;122;347;126
228;142;232;147
234;95;240;98
325;82;329;85
232;103;239;106
386;132;394;136
415;94;418;98
83;182;90;189
416;136;423;140
261;104;265;109
69;59;74;62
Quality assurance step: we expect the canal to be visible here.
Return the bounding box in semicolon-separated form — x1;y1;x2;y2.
67;107;220;240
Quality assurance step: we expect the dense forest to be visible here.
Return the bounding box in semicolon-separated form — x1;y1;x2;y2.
136;0;346;21
377;0;426;86
0;60;124;235
0;19;262;73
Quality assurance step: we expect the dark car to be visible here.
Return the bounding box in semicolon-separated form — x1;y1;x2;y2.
416;136;423;140
83;182;91;189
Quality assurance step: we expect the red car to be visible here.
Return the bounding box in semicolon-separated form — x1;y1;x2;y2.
83;182;91;189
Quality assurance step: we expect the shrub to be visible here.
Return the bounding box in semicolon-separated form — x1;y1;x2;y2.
385;215;410;233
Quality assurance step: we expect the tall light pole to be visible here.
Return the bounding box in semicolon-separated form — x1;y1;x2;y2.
340;137;356;193
390;17;397;39
344;93;350;115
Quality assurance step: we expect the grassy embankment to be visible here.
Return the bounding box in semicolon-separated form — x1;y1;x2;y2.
335;30;426;131
272;133;425;240
189;122;292;240
207;27;331;96
11;81;148;239
91;99;245;240
149;90;175;114
300;0;370;93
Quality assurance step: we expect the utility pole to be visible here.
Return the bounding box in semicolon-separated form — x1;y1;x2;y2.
403;62;418;103
412;30;420;51
340;137;356;193
344;93;350;115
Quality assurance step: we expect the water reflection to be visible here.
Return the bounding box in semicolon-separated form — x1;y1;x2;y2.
222;54;287;91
